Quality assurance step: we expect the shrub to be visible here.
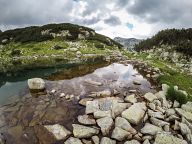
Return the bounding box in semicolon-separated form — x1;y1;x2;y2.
11;49;21;56
166;86;188;104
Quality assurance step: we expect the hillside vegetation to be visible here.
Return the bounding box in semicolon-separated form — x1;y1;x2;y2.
0;23;122;47
0;23;122;72
135;28;192;56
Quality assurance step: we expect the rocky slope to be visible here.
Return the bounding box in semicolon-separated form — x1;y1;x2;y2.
114;37;141;51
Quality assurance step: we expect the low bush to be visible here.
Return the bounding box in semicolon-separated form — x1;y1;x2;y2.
166;86;188;104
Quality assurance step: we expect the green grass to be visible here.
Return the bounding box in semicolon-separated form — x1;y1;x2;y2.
123;50;192;98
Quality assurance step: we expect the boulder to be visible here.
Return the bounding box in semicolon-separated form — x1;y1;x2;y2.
155;133;188;144
122;103;147;125
175;108;192;122
77;115;96;125
111;127;130;141
64;137;83;144
100;137;116;144
96;117;113;135
150;117;170;127
144;92;157;102
28;78;45;90
181;102;192;113
141;123;162;135
94;110;112;119
44;124;71;140
133;80;141;85
115;117;136;134
72;124;99;138
86;101;99;114
124;140;140;144
79;98;93;106
92;136;99;144
148;109;164;119
111;102;130;118
124;94;137;103
179;123;191;136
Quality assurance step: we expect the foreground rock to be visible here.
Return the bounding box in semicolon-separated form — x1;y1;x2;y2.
155;133;188;144
124;140;140;144
72;124;99;138
96;117;113;135
100;137;116;144
122;103;147;125
28;78;45;90
141;123;162;135
64;137;83;144
44;124;71;140
111;127;130;141
77;115;96;125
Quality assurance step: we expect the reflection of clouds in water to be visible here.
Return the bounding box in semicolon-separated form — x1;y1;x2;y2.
94;63;138;82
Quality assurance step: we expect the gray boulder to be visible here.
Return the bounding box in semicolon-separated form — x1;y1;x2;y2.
28;78;45;90
72;124;99;138
96;117;113;135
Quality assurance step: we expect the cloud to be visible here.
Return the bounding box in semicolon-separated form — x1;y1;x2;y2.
104;16;121;26
0;0;192;39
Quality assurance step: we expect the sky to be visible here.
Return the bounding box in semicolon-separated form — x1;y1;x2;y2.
0;0;192;39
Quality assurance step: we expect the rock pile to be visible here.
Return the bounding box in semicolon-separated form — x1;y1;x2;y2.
39;84;192;144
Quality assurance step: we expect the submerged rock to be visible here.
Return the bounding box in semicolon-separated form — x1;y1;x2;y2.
44;124;71;140
28;78;45;90
72;124;99;138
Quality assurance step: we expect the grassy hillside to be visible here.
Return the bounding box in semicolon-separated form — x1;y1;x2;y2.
135;28;192;56
0;23;122;72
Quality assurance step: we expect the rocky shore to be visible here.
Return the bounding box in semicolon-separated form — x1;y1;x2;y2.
0;59;191;144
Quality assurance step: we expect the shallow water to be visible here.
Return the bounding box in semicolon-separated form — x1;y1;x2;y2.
0;59;158;144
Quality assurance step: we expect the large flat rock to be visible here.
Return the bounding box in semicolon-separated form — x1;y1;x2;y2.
122;103;147;125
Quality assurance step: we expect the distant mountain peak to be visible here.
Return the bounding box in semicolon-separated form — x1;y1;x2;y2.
114;37;142;51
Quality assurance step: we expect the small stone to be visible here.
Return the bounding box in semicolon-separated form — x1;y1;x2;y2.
77;115;96;125
82;139;92;144
50;89;56;94
66;95;70;100
60;93;65;98
64;137;83;144
155;133;188;144
96;117;113;136
124;140;140;144
164;125;170;132
150;117;170;127
100;137;116;144
124;94;137;103
94;110;112;119
143;139;150;144
148;103;156;110
181;102;192;113
115;117;136;135
148;109;164;119
86;101;99;114
92;136;99;144
129;90;137;93
165;109;176;116
133;80;141;85
144;92;157;102
111;127;130;141
173;100;180;108
79;98;93;106
141;123;162;136
72;124;99;138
